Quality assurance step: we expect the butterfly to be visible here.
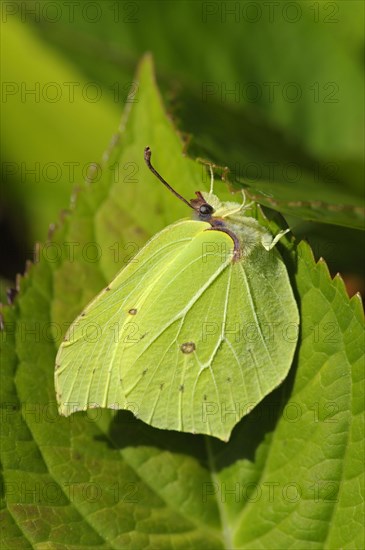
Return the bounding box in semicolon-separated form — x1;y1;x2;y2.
55;147;299;441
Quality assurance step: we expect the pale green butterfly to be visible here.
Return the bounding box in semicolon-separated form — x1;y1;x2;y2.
55;147;299;441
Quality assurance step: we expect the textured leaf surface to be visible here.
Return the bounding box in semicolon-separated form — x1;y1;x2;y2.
1;55;363;549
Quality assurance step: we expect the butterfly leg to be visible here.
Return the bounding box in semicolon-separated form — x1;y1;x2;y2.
221;191;254;219
262;228;290;251
239;190;254;211
208;164;215;194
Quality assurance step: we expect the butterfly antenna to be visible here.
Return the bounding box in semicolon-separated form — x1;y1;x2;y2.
144;147;194;210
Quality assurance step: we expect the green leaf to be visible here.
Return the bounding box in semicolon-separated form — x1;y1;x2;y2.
242;176;365;230
1;55;363;549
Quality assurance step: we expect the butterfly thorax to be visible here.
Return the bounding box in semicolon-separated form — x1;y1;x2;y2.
191;191;273;260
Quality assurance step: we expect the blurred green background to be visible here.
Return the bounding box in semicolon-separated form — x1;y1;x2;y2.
1;0;364;294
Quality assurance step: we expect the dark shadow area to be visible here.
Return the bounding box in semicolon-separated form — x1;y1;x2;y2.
94;362;298;473
0;193;29;283
174;89;363;196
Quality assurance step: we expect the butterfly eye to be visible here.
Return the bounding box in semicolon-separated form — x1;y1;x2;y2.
199;203;214;217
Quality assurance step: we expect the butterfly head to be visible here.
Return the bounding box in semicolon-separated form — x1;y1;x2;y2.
191;191;243;223
190;192;215;221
